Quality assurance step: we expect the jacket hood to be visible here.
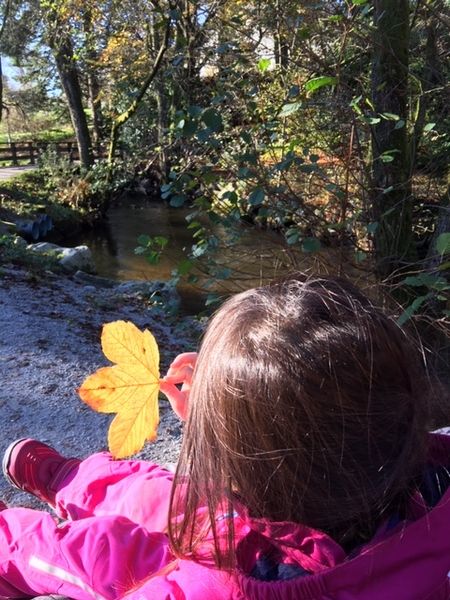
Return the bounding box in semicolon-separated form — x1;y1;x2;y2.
233;433;450;599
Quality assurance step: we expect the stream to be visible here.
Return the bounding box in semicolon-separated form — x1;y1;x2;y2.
67;198;345;313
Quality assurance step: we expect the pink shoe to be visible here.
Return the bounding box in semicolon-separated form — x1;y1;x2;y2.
2;438;80;505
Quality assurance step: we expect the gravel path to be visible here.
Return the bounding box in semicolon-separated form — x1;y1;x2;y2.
0;266;201;509
0;165;37;180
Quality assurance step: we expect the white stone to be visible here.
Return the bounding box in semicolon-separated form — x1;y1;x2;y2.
27;243;94;273
59;246;94;272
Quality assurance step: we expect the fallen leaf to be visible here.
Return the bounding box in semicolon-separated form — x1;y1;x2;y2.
78;321;160;458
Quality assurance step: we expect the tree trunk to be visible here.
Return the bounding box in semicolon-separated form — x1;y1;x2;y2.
87;72;104;148
53;36;93;169
371;0;413;279
84;9;105;148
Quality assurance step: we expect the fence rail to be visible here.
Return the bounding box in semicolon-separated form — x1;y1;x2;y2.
0;141;112;165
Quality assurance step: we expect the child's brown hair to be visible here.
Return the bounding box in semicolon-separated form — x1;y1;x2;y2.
168;275;431;568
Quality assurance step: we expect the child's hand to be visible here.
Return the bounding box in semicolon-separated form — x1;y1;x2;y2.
159;352;197;421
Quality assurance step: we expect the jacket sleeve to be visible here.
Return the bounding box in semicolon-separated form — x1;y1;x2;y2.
54;453;174;532
0;506;172;600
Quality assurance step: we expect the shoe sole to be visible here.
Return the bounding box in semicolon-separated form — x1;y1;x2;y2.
2;438;29;490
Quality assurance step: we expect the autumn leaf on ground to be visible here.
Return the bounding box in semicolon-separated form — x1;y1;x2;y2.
78;321;160;458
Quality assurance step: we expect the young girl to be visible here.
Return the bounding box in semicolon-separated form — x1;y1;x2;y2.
0;275;449;599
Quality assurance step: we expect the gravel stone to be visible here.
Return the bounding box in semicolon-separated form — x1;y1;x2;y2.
0;267;201;509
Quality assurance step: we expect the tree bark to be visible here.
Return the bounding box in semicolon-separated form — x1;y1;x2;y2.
371;0;413;279
84;9;105;148
53;36;93;169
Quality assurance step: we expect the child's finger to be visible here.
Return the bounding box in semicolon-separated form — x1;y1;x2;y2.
159;381;188;420
162;365;194;385
169;352;198;367
165;353;197;377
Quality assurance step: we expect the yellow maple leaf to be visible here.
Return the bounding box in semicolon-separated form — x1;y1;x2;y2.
78;321;160;458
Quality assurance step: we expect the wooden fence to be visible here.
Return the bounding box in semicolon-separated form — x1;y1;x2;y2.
0;141;112;165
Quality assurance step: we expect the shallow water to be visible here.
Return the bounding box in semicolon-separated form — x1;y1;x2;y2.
67;198;353;313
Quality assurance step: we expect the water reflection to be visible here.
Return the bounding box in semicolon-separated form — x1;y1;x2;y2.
68;198;359;313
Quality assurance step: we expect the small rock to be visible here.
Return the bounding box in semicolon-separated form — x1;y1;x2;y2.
59;246;94;273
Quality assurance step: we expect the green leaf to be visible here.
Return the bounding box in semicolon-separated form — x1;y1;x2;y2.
187;105;203;117
176;259;194;276
279;102;302;117
367;222;379;234
170;195;187;207
380;153;395;163
302;238;321;253
352;0;368;4
196;128;211;142
202;109;223;132
137;234;151;246
305;76;337;94
154;236;168;248
286;228;300;245
381;112;400;121
436;233;450;255
403;274;448;291
424;122;436;132
248;188;265;206
394;119;405;129
257;58;272;73
397;294;431;326
238;167;252;178
183;120;198;137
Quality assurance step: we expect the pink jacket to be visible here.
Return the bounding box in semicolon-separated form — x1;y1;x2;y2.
0;434;449;600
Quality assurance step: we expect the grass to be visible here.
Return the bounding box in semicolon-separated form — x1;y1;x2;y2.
0;170;85;232
0;126;74;145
